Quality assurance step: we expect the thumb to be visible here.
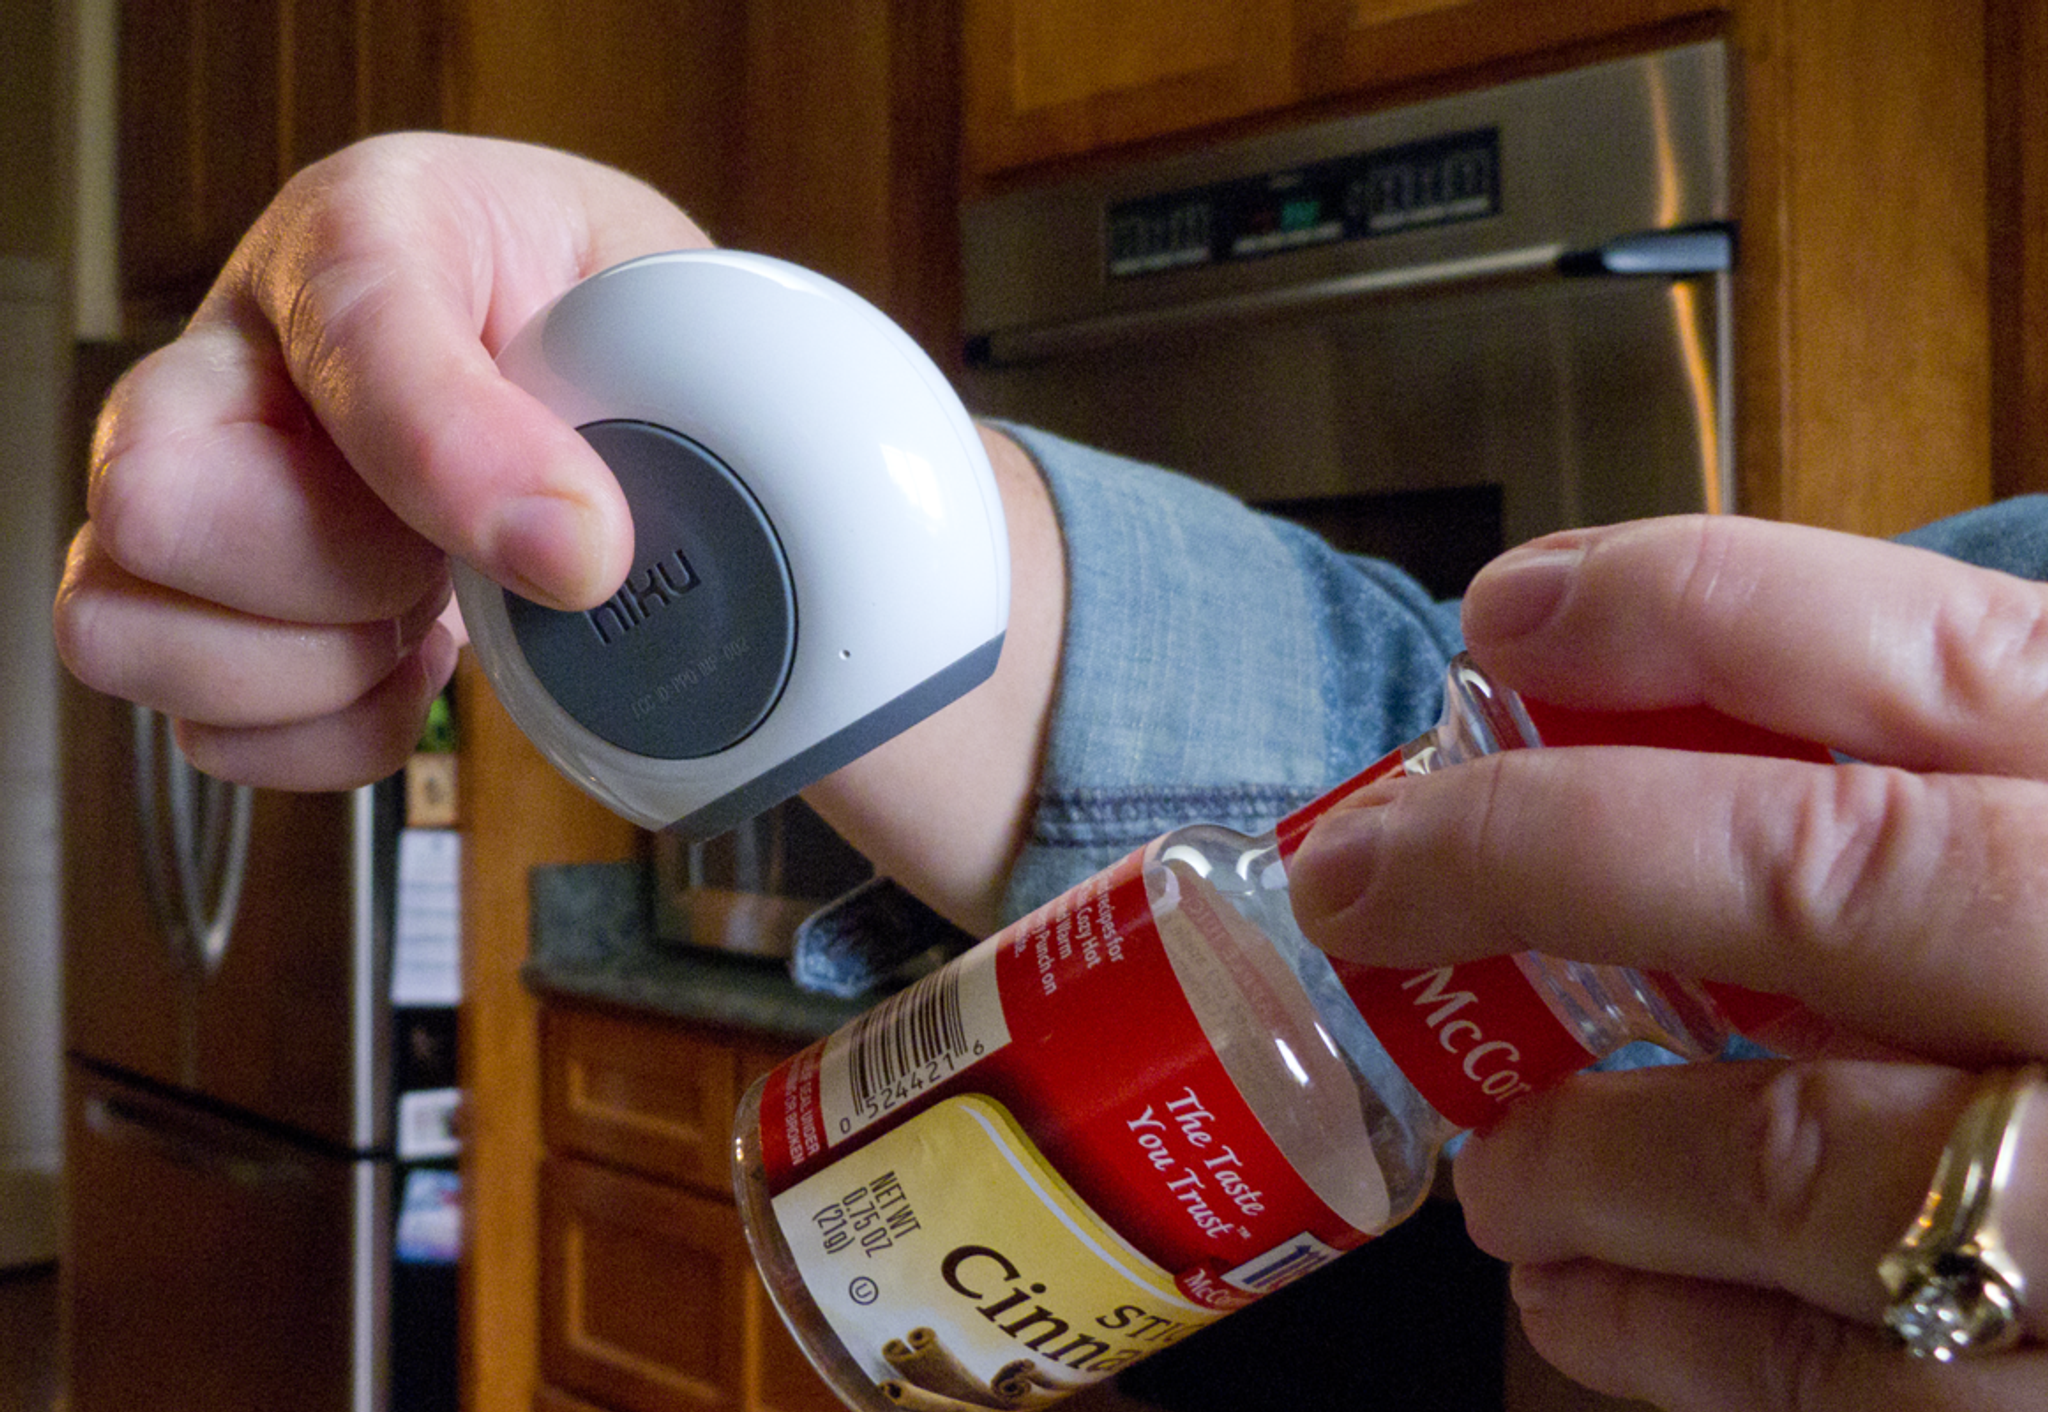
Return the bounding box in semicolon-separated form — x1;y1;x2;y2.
210;134;710;608
248;267;629;608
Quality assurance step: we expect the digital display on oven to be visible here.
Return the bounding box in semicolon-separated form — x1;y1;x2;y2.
1106;128;1500;279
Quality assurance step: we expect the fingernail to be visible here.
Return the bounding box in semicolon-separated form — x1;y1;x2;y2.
1298;796;1390;861
1464;544;1583;644
394;580;454;653
490;494;605;609
414;621;460;696
1287;801;1389;943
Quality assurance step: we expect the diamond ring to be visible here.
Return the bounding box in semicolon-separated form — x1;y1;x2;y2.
1878;1063;2042;1362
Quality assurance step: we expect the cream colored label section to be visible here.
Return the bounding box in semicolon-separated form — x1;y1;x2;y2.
772;1094;1221;1403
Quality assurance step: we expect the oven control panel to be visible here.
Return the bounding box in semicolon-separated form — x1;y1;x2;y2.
1106;129;1500;279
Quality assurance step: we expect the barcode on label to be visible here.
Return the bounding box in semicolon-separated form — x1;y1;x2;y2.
817;945;1009;1146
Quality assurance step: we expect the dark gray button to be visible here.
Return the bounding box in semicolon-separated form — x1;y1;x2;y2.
506;421;796;758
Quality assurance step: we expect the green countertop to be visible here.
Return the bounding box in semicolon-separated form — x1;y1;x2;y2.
522;860;867;1042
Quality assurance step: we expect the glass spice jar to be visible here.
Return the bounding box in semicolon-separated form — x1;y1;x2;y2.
732;653;1821;1412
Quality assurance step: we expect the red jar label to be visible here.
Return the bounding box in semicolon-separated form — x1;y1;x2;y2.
1331;955;1596;1129
1270;690;1830;1127
758;851;1389;1402
762;852;1380;1284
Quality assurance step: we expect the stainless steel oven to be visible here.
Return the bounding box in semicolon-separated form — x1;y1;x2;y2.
961;40;1732;597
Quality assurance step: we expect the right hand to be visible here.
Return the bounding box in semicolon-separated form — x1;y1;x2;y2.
54;132;711;790
1289;515;2048;1410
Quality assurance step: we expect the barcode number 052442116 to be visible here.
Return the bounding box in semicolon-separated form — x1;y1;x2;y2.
815;955;1012;1142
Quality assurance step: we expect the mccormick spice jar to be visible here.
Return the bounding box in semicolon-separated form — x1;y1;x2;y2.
733;654;1821;1411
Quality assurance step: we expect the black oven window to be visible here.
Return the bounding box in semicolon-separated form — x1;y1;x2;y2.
1257;484;1505;601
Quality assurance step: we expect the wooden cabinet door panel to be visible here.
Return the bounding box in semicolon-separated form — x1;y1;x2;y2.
1297;0;1722;105
544;1005;741;1193
964;0;1297;175
543;1155;753;1412
962;0;1722;178
536;1385;615;1412
117;0;444;324
119;0;283;315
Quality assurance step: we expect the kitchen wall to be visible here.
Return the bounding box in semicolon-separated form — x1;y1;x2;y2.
0;0;86;1270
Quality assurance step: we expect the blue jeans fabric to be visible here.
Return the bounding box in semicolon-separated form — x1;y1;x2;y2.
998;423;1465;921
789;422;2048;995
1004;420;2048;921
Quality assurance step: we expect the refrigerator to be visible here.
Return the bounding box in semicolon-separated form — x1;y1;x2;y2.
59;669;461;1412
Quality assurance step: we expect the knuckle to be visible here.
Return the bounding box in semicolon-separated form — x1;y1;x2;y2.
259;154;450;411
277;256;404;407
1925;574;2048;756
87;458;201;588
1458;755;1552;954
1665;515;1764;650
1747;759;2048;1052
1740;1066;1833;1250
83;351;154;494
83;368;205;587
263;134;446;262
1757;765;1936;964
50;580;111;694
1761;1300;1863;1412
51;535;136;699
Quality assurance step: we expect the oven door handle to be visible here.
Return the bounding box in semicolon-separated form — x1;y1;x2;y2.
966;222;1733;368
1558;221;1735;278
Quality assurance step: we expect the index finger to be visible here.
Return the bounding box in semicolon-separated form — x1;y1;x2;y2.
1288;745;2048;1067
1458;515;2048;779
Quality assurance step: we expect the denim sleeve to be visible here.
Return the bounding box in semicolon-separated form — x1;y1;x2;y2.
1897;493;2048;578
997;433;2048;928
791;452;2048;993
996;424;1464;922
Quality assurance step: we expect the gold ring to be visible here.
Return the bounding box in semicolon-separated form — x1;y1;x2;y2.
1879;1063;2042;1361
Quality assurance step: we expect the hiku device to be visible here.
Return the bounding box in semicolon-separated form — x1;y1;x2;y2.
454;251;1011;839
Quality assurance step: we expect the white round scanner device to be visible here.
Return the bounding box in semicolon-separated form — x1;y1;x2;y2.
453;251;1010;840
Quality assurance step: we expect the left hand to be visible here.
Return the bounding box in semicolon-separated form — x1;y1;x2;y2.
1288;514;2048;1411
54;134;693;790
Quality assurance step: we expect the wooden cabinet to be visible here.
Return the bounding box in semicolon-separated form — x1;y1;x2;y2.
963;0;1298;178
962;0;1716;181
117;0;443;327
1293;0;1726;111
542;1007;742;1193
1724;0;1991;533
542;1157;751;1412
1987;0;2048;503
117;0;961;368
538;1001;842;1412
437;0;748;260
439;0;962;369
